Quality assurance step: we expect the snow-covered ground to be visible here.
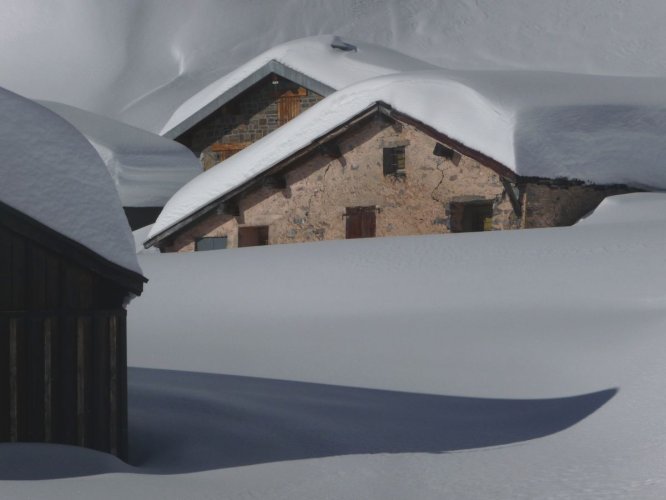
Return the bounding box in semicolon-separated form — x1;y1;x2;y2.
2;193;666;499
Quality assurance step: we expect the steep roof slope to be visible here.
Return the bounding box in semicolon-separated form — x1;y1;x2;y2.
0;87;141;274
40;101;202;207
148;70;666;243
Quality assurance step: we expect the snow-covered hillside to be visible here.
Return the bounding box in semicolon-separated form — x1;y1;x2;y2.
3;0;666;132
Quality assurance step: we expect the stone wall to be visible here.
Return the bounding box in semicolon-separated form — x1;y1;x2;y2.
163;114;521;252
522;181;636;228
175;75;323;169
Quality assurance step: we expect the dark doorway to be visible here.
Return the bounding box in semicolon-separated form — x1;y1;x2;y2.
345;207;376;239
450;201;494;233
238;226;269;248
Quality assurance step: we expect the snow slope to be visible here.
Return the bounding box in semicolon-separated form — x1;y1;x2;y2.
40;101;201;207
3;193;666;499
0;87;140;274
3;1;666;132
149;69;666;241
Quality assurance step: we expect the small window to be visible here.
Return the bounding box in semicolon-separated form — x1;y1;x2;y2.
195;236;228;251
383;146;406;177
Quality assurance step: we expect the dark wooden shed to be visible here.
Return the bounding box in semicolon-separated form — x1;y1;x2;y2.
0;200;145;460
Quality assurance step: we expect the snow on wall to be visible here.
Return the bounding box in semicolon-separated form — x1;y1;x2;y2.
0;87;141;274
3;1;666;133
40;101;202;207
148;70;666;242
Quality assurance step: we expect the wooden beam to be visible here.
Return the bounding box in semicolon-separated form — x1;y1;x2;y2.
216;202;240;216
262;175;287;189
318;142;342;159
501;178;522;217
210;142;251;153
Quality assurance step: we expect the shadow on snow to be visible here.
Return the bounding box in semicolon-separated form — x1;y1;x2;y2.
0;367;616;479
127;368;616;474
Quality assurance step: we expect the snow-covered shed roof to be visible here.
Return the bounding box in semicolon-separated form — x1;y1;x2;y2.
159;35;436;138
40;101;202;207
0;87;142;275
147;69;666;246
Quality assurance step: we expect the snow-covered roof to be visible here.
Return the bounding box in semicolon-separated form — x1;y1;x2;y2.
0;87;142;275
147;69;666;245
40;101;202;207
159;35;436;138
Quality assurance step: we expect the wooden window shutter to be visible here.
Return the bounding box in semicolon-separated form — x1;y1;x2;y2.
345;207;376;239
277;88;305;125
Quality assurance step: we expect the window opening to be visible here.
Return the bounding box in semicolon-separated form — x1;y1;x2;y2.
383;146;406;177
195;236;228;251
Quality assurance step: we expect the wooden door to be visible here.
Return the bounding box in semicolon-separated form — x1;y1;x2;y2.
345;207;376;239
238;226;269;248
277;87;307;125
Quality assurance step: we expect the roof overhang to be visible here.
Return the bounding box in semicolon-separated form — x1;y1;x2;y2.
162;59;337;140
146;102;517;249
0;200;147;295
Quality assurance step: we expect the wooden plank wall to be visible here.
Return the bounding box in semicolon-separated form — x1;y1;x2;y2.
0;312;127;459
0;224;129;459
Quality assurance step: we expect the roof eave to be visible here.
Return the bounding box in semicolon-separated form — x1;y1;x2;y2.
162;59;336;140
0;200;147;295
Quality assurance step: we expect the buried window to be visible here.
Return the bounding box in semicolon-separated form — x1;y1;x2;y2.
238;226;269;247
449;201;494;233
195;236;228;251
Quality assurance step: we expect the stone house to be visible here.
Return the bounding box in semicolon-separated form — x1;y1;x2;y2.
165;61;334;170
144;102;633;252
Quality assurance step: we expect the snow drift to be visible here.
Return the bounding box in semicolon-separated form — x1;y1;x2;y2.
0;87;140;273
40;101;201;207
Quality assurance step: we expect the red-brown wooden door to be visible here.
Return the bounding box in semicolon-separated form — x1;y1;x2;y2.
345;207;376;239
277;87;307;125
